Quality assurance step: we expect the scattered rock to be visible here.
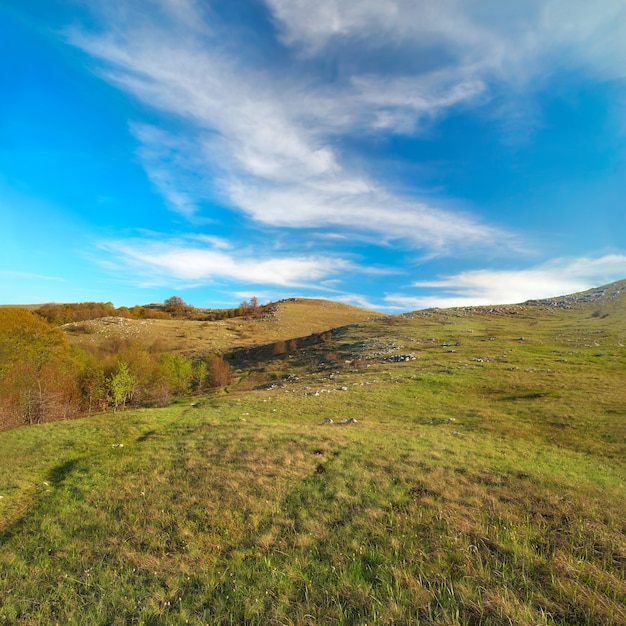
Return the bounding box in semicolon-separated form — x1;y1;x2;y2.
385;354;416;362
319;417;358;425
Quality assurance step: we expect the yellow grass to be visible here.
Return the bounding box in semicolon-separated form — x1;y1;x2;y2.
63;298;383;357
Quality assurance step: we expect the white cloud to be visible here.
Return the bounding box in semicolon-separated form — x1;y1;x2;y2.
228;179;512;252
334;293;386;312
541;0;626;80
350;73;487;134
101;238;353;288
265;0;626;136
68;0;515;254
266;0;490;55
266;0;626;82
190;234;232;250
385;254;626;310
67;0;626;287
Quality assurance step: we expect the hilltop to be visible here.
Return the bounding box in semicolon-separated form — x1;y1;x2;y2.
60;297;383;358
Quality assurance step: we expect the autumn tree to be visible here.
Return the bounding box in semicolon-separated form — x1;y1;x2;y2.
163;296;193;318
273;340;287;356
239;296;261;318
164;296;185;308
78;354;107;414
0;309;81;428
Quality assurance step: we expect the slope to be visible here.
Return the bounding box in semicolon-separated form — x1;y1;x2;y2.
62;297;383;357
0;283;624;624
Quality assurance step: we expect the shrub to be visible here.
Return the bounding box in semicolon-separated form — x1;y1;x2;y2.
207;355;231;388
273;340;287;356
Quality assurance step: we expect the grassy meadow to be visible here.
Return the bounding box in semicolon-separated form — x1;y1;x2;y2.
0;285;625;624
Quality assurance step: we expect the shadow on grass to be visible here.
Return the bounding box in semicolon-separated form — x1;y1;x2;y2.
135;430;157;442
0;458;80;548
47;458;79;486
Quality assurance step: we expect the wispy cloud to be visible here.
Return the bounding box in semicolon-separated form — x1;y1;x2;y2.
61;0;626;307
68;0;516;255
266;0;626;137
350;73;486;133
540;0;626;81
385;254;626;310
130;124;210;218
227;180;511;252
0;270;65;282
266;0;490;55
266;0;626;81
100;237;354;289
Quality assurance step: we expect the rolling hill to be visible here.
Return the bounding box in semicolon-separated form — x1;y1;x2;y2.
0;282;624;624
61;297;384;358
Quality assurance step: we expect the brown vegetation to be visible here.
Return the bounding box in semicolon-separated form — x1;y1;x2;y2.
0;297;380;431
33;296;279;326
0;309;231;431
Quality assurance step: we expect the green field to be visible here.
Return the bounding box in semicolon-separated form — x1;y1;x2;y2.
1;284;625;624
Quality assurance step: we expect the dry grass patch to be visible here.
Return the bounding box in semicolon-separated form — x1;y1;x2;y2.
64;298;382;358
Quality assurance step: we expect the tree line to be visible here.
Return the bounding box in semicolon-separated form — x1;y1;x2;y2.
0;308;231;431
35;297;275;325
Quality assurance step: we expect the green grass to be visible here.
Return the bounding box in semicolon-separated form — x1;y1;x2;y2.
1;292;625;624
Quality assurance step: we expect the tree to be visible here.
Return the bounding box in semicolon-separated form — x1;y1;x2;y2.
0;309;81;429
79;364;107;415
193;361;208;391
107;361;136;412
239;296;260;317
163;296;194;319
273;340;287;356
164;296;185;308
159;353;193;396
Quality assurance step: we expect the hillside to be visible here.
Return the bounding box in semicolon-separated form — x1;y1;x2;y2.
61;297;383;357
0;282;624;624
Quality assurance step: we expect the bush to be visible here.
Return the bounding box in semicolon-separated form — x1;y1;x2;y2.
207;355;231;388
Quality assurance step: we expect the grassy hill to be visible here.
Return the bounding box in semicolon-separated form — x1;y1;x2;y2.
0;283;624;624
61;297;384;358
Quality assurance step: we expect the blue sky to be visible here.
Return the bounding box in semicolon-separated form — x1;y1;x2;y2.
1;0;625;311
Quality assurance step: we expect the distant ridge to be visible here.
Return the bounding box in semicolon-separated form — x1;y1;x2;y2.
524;278;626;308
